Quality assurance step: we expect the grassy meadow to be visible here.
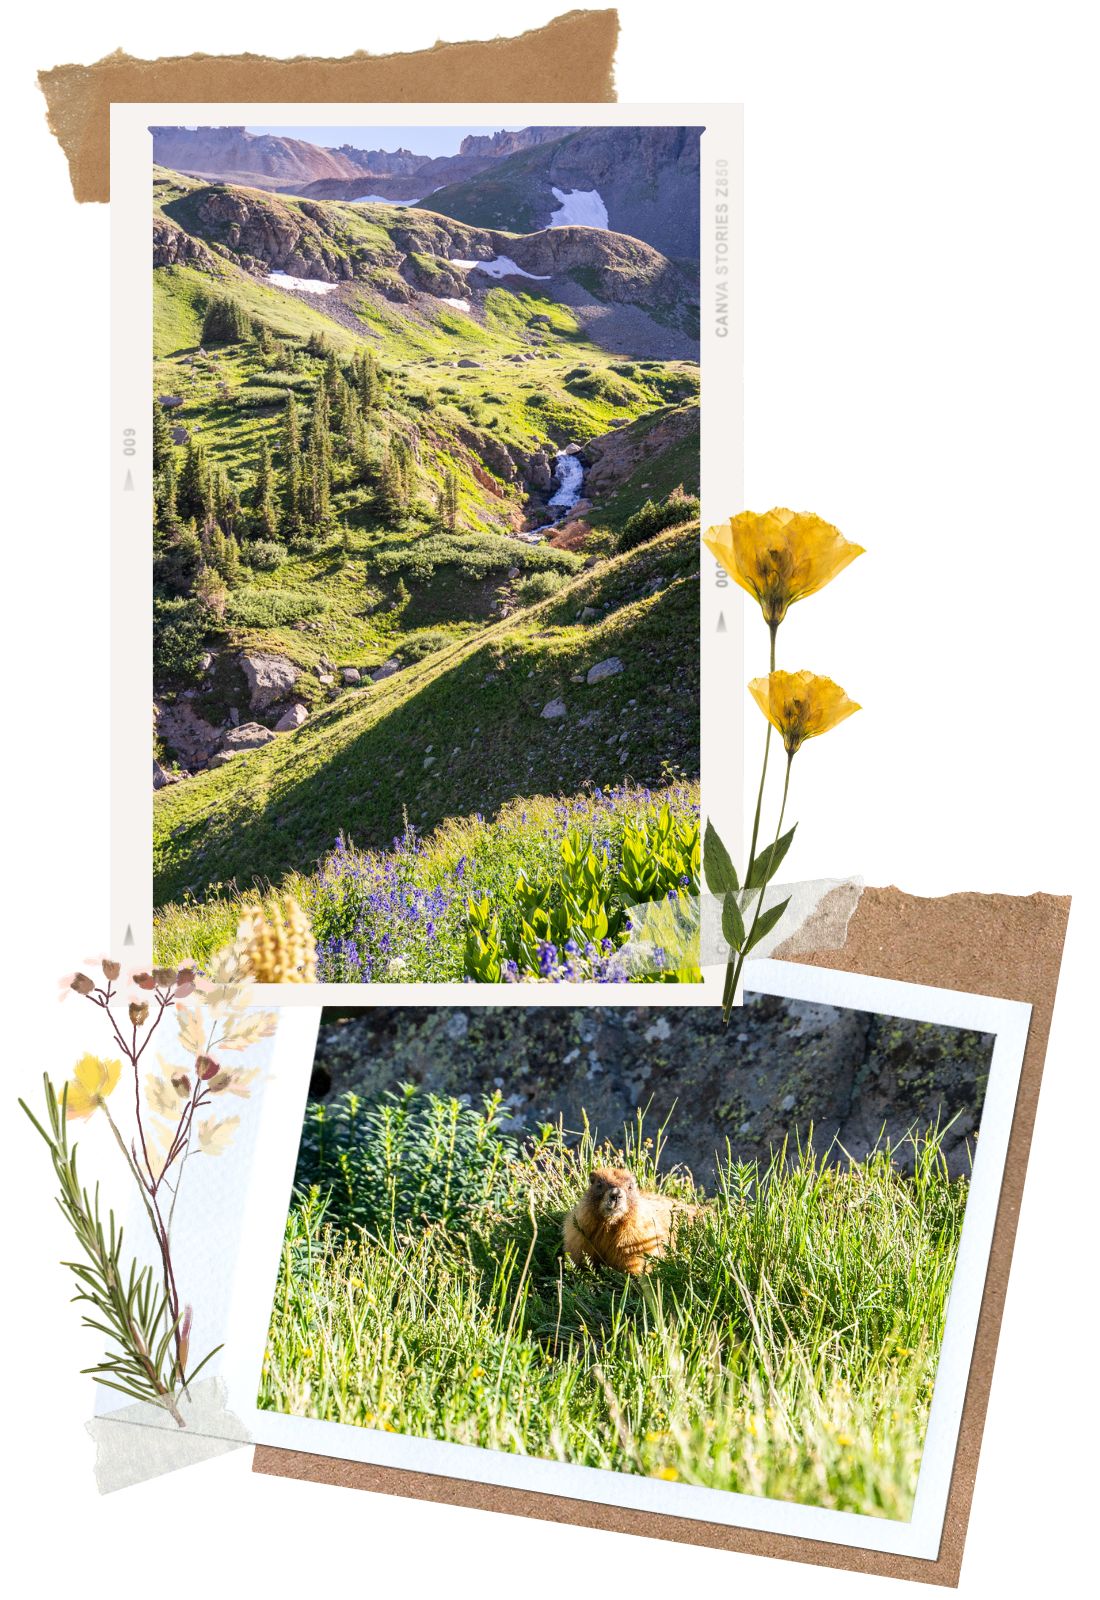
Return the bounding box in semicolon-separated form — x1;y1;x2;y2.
259;1091;966;1517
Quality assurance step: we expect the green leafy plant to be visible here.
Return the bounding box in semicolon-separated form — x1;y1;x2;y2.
463;804;700;982
296;1085;517;1236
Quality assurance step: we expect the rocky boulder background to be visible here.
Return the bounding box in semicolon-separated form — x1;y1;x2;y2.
309;999;995;1184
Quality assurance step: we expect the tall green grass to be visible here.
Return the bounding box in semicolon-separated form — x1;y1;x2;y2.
259;1096;965;1518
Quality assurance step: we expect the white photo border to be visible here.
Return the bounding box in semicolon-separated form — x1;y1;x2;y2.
213;960;1031;1561
111;101;745;1002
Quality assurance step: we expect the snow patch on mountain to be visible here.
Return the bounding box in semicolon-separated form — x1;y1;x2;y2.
549;187;609;229
267;272;338;295
450;256;551;281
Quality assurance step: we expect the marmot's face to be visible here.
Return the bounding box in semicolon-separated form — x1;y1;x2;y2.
588;1166;638;1222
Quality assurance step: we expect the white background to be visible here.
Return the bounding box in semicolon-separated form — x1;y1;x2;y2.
3;3;1097;1596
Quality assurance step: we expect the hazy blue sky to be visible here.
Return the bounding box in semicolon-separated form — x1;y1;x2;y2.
247;125;533;157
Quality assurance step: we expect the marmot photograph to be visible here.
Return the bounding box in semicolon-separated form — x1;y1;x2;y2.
256;990;999;1520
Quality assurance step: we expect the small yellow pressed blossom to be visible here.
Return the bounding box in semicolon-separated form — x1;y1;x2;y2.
60;1053;122;1120
748;670;861;756
704;508;864;628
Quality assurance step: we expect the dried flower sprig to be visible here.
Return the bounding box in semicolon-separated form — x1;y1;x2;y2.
20;955;277;1425
229;894;317;984
703;510;864;1020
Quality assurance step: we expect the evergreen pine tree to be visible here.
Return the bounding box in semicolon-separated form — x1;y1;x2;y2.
253;436;280;539
280;393;304;540
152;401;173;477
222;535;244;588
177;439;212;523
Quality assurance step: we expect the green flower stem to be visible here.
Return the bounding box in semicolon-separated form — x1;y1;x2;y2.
720;622;778;1019
745;623;778;878
722;751;794;1022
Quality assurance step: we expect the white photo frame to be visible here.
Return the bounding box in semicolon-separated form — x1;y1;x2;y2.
110;102;745;1000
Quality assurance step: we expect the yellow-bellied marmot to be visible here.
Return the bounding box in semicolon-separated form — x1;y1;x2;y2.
563;1166;700;1275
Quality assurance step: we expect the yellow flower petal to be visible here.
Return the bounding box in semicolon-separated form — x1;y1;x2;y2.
748;670;861;755
704;509;864;627
61;1054;122;1120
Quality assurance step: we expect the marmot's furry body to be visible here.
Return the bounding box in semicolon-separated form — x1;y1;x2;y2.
563;1166;700;1275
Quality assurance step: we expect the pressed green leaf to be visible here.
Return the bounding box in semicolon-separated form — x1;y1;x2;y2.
703;819;740;894
721;891;746;952
746;825;798;890
744;896;792;953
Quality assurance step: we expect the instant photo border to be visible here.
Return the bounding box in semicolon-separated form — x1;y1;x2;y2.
194;960;1032;1572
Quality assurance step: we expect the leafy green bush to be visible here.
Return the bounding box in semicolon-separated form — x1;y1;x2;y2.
375;531;580;585
619;487;701;551
245;540;287;571
646;370;700;401
236;387;296;410
294;1085;517;1236
516;570;567;605
224;586;327;627
400;630;450;664
153;595;210;684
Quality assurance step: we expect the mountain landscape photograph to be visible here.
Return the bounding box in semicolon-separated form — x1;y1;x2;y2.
150;123;704;983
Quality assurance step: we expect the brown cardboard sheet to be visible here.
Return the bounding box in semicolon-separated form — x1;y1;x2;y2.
252;887;1070;1586
38;8;619;202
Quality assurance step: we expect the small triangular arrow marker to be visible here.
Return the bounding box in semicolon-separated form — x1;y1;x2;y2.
123;470;134;491
716;612;727;633
123;924;135;946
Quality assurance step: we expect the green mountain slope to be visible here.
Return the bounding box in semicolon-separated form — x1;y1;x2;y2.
153;522;699;904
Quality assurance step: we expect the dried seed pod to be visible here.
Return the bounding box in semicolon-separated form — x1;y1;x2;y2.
129;1001;150;1027
195;1054;221;1081
70;973;96;996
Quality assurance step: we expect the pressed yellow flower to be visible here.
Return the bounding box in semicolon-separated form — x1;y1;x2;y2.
60;1054;122;1120
704;508;864;627
654;1465;680;1481
748;670;861;756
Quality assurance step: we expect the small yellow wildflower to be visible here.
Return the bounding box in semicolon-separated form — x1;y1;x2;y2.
60;1054;122;1120
748;670;861;756
837;1433;853;1446
703;508;864;628
654;1465;680;1482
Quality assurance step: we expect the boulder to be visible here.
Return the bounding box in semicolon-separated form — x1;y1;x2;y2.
541;698;567;719
526;450;554;491
578;606;600;623
457;358;483;368
153;759;184;789
220;722;277;752
155;702;223;770
207;750;238;768
341;666;362;685
274;703;309;732
310;999;994;1186
239;652;299;712
371;659;401;682
317;673;335;686
586;657;624;685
